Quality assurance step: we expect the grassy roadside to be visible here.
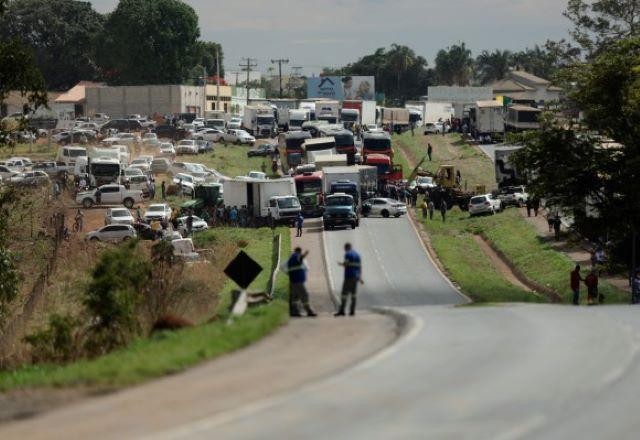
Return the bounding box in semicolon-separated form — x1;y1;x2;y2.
0;227;291;391
197;144;277;178
394;132;627;304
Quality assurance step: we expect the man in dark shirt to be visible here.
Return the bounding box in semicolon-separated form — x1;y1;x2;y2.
335;243;363;317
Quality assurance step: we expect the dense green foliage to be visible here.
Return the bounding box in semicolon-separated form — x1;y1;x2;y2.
96;0;201;85
435;43;474;86
0;0;104;90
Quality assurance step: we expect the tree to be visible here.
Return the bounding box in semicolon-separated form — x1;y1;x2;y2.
513;37;640;258
512;45;561;80
0;0;104;91
434;43;474;86
388;44;415;97
197;41;224;78
475;50;512;84
96;0;200;85
564;0;640;56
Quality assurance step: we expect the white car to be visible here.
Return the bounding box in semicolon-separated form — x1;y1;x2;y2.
247;171;266;180
176;215;209;235
143;203;172;222
159;143;176;158
142;133;159;145
173;173;196;195
226;118;242;130
469;193;503;216
129;158;151;172
86;224;137;242
116;133;140;144
222;129;255;145
498;185;529;207
362;198;407;218
194;128;224;142
193;117;205;128
176;139;198;155
123;167;144;179
415;175;436;192
0;165;16;180
105;207;135;225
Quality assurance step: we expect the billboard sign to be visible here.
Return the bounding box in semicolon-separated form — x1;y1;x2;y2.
307;76;375;100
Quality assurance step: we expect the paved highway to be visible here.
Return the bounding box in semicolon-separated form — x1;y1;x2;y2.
163;305;640;440
323;216;467;307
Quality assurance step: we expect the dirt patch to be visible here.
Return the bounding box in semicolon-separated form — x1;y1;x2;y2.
472;235;535;293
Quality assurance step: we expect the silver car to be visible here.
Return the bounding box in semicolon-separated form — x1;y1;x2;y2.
362;198;407;218
86;224;137;242
105;207;135;225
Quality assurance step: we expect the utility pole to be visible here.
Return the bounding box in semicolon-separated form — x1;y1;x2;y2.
215;46;220;112
271;58;289;98
239;58;258;103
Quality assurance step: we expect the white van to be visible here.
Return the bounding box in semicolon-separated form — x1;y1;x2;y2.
56;146;87;166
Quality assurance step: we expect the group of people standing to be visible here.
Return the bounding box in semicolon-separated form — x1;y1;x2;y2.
284;243;362;318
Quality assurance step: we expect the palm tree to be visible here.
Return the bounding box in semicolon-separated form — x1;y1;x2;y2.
475;50;512;84
388;44;415;98
435;42;473;86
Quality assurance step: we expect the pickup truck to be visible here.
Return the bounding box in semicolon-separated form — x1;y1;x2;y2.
76;184;144;209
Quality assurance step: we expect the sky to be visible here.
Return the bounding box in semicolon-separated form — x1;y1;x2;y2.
90;0;570;77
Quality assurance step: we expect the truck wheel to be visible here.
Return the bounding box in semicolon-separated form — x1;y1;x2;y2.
123;198;134;209
381;210;390;218
82;198;93;209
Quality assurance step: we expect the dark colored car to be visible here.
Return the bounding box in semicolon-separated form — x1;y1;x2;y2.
247;143;275;157
101;119;143;133
154;125;187;141
132;222;159;240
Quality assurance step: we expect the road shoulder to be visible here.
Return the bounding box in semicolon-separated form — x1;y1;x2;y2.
0;312;399;440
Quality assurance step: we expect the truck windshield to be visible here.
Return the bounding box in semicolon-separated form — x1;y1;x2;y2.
277;198;300;209
372;164;390;174
257;116;274;125
289;119;303;127
326;196;353;206
331;184;357;195
341;112;358;122
286;139;306;151
296;180;322;193
69;149;87;157
363;138;391;151
91;163;120;177
333;134;354;147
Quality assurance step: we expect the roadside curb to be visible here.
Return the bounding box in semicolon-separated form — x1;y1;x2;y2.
406;208;472;304
320;220;340;308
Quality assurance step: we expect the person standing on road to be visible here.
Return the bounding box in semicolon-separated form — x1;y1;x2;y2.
632;270;640;304
295;212;304;237
161;180;166;200
585;269;599;305
335;243;363;317
440;200;447;222
427;143;433;161
525;199;533;217
553;215;562;241
285;247;317;317
532;198;540;216
428;200;435;220
421;199;428;219
570;265;583;305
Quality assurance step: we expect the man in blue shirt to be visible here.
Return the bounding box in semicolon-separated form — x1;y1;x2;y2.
286;247;317;317
335;243;363;317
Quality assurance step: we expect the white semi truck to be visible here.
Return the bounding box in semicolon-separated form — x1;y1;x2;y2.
322;165;378;198
242;105;276;138
222;177;301;222
315;100;340;124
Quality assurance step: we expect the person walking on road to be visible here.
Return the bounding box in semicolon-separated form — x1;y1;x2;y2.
585;269;599;305
553;215;562;241
285;247;317;317
428;200;435;220
632;270;640;304
570;264;583;305
525;199;533;217
440;200;447;222
532;198;540;216
427;143;433;161
295;212;304;237
335;243;363;317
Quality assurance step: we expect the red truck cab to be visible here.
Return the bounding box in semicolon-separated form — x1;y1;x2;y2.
362;131;392;159
365;154;403;183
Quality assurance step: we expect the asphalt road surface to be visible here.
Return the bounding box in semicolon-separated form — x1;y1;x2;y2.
158;305;640;440
323;216;467;307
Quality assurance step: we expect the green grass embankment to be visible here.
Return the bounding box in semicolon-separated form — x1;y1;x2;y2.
0;227;291;391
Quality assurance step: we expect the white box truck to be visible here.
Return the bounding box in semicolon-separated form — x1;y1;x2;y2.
287;109;310;131
342;100;376;126
322;165;377;195
315;100;340;124
314;154;348;170
222;177;300;221
242;105;276;138
473;100;505;137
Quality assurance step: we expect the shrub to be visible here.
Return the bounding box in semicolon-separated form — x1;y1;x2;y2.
23;314;80;363
84;241;151;354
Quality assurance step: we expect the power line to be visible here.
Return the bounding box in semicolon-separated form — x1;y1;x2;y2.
239;58;258;99
271;58;289;98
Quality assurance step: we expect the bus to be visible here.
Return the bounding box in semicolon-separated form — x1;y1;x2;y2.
362;132;392;159
279;131;312;169
319;127;356;155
